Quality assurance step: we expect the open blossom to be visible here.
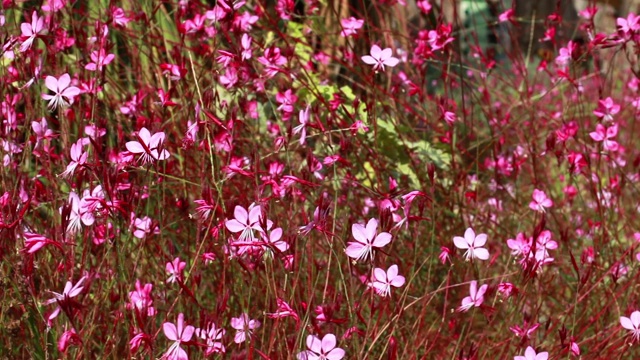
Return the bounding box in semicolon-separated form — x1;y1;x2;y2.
453;227;489;261
529;189;553;212
60;139;87;178
361;45;400;72
20;11;46;52
514;346;548;360
620;310;640;341
225;204;267;241
593;97;620;122
297;333;345;360
196;322;225;355
340;17;364;37
85;48;115;71
44;277;86;326
125;127;170;164
345;218;392;262
457;280;487;312
293;105;310;145
589;123;619;151
231;313;261;343
42;74;81;109
162;313;194;360
369;264;406;297
127;280;155;317
166;257;186;283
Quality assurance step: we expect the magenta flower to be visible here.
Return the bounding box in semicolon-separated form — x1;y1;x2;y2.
529;189;553;212
231;313;261;344
361;45;400;72
162;313;195;360
457;280;487;312
370;264;406;297
620;310;640;341
85;48;115;71
340;17;364;37
514;346;548;360
125;127;170;164
453;227;489;261
297;333;345;360
20;11;46;52
593;97;620;122
44;277;86;326
127;280;155;317
589;123;619;151
42;74;81;109
345;218;392;262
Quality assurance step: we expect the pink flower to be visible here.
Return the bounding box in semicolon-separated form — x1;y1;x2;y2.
225;204;266;241
340;17;364;37
58;328;81;353
297;333;345;360
195;322;226;355
453;227;489;261
620;310;640;341
20;11;46;52
589;123;619;152
23;232;58;254
241;33;253;61
162;313;195;360
231;313;261;343
44;277;86;326
262;227;289;253
60;139;87;178
85;48;115;71
112;7;132;27
499;8;514;23
529;189;553;212
369;264;406;297
593;97;620;122
293;105;310;145
514;346;548;360
166;257;186;283
345;218;392;262
361;45;400;72
125;127;170;164
127;280;155;317
457;281;487;312
509;321;540;338
42;74;81;109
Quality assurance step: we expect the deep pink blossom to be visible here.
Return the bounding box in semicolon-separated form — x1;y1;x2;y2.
529;189;553;212
589;123;619;151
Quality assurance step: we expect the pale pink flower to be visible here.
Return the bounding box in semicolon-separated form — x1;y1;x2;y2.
231;313;261;344
514;346;548;360
125;127;170;164
42;0;66;12
293;105;310;145
453;227;489;261
620;311;640;341
345;218;392;262
457;280;487;312
225;204;266;241
297;333;345;360
20;11;46;52
23;232;58;254
262;227;289;253
369;264;406;297
42;74;81;109
59;139;87;178
196;322;226;355
162;313;195;360
361;45;400;72
112;7;132;27
241;33;253;61
529;189;553;212
166;257;186;283
340;17;364;37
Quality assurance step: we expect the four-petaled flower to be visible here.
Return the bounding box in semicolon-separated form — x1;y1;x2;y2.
231;313;261;344
42;74;81;110
369;264;406;297
125;127;170;164
297;333;345;360
44;277;86;326
457;280;487;312
345;218;392;262
453;227;490;261
162;313;195;360
529;189;553;213
20;11;46;52
620;310;640;341
361;45;400;72
589;123;619;152
514;346;548;360
340;17;364;37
